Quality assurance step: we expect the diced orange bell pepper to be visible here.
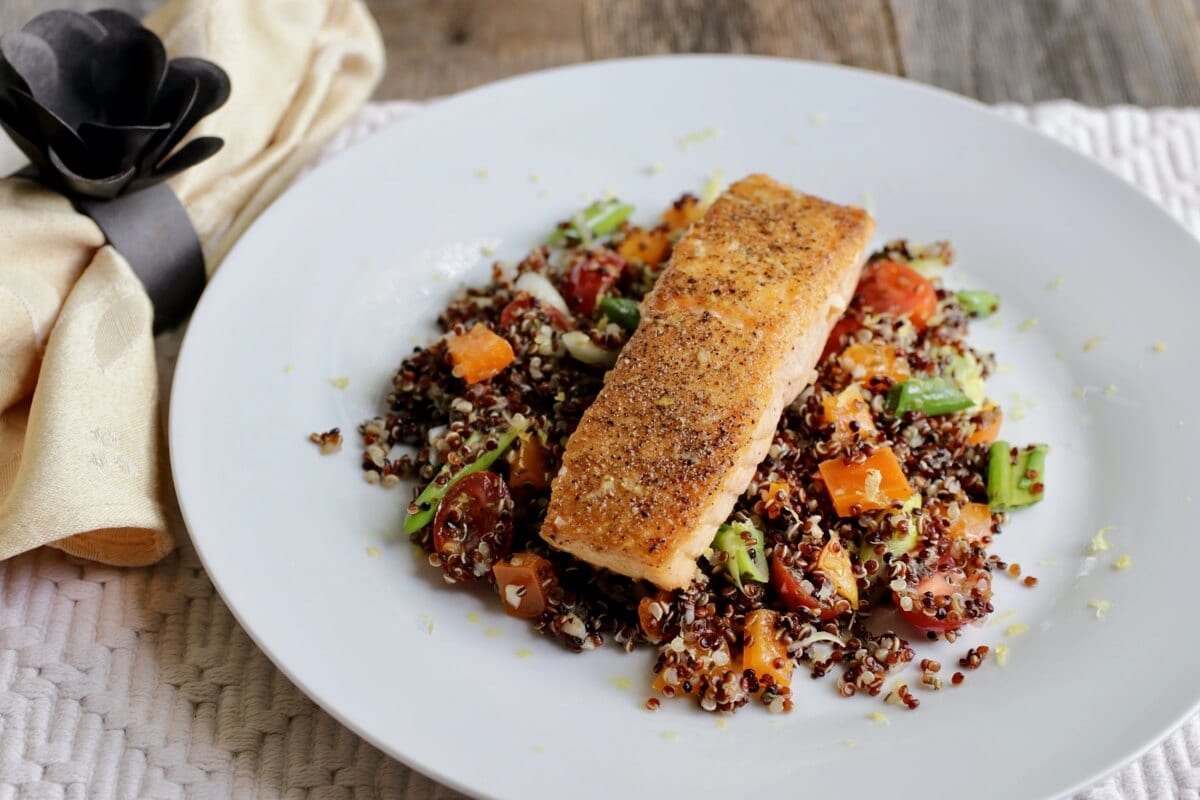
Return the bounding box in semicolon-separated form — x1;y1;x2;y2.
818;446;914;517
967;404;1003;445
447;324;515;384
821;384;878;449
759;480;791;519
509;435;551;490
839;342;911;384
948;502;993;543
492;552;555;619
661;195;704;231
743;609;792;691
618;227;670;267
816;538;859;609
652;634;736;695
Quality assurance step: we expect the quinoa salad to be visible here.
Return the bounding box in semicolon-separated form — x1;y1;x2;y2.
351;191;1047;715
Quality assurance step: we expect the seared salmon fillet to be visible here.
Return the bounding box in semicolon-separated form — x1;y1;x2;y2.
540;174;875;589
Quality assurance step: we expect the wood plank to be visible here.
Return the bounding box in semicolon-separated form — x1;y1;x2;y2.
583;0;900;76
367;0;587;99
889;0;1200;105
1;0;161;28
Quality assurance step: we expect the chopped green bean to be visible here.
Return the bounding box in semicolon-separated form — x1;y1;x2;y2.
887;377;974;416
956;290;1001;318
403;418;529;534
598;296;641;331
987;441;1048;510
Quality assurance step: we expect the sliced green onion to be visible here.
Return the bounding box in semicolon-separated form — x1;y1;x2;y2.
546;200;635;245
956;290;1001;318
712;520;768;591
404;418;529;534
887;377;974;416
598;296;640;331
987;441;1048;510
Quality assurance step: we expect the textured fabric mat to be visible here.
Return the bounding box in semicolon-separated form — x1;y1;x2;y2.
2;100;1199;799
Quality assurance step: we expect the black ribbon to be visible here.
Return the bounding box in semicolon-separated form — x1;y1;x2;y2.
0;9;229;332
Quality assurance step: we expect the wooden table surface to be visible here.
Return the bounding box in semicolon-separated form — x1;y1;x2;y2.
7;0;1200;105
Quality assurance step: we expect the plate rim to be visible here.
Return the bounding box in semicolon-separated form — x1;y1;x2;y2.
169;53;1200;800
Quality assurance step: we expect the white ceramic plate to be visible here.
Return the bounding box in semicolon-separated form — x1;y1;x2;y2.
171;57;1200;800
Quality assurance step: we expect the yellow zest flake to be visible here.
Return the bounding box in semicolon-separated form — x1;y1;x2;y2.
1153;341;1168;353
1083;335;1103;352
1088;599;1111;619
1072;388;1085;399
786;132;800;144
466;612;481;624
700;168;726;208
537;188;550;198
648;161;667;175
842;738;857;747
1004;623;1030;638
419;614;435;635
515;647;533;660
997;363;1015;374
1104;384;1118;396
1018;317;1039;332
1048;275;1065;290
327;377;349;390
991;609;1016;626
1113;554;1132;571
715;719;729;730
862;190;876;216
529;172;541;184
676;127;723;150
608;677;633;690
474;167;489;179
660;731;681;742
484;626;503;638
995;644;1009;667
365;546;380;558
283;363;295;374
988;315;1004;329
1039;556;1059;567
1089;527;1112;554
811;111;829;125
533;745;545;754
480;244;495;256
867;711;890;726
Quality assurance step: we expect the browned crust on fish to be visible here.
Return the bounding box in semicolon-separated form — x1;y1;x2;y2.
541;174;875;588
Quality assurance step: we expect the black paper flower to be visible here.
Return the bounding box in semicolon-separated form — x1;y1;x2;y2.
0;9;230;200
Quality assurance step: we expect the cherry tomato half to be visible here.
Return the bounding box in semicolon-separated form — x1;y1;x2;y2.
770;555;840;621
894;567;992;633
499;293;570;331
432;471;514;582
857;260;939;331
561;251;624;316
821;314;863;361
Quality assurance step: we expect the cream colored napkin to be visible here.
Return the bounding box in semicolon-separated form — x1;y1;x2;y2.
0;0;384;564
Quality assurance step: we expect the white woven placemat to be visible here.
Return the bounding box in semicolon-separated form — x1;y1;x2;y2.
3;100;1200;800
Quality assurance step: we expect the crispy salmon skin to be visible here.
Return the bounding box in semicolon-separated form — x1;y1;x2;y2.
540;174;875;589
